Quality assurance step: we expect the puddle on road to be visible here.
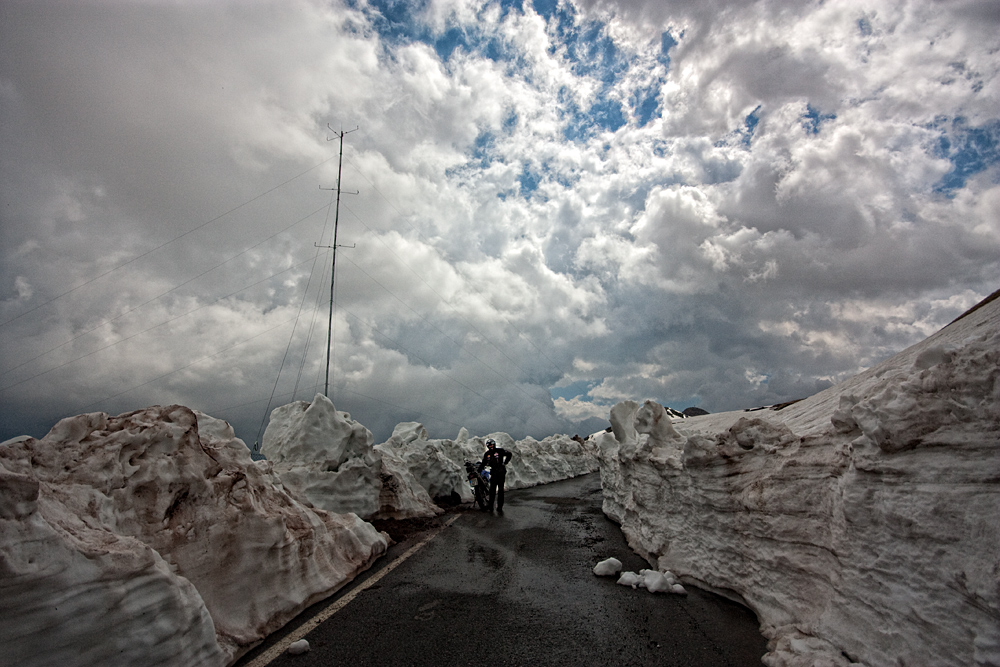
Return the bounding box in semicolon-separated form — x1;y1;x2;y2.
534;496;579;505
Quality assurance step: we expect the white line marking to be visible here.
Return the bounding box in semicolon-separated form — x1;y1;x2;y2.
244;513;462;667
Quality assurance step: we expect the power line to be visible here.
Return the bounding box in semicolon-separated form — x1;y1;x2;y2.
2;202;332;378
0;256;318;395
253;125;358;443
319;124;359;398
254;199;338;447
292;223;337;400
0;153;338;330
340;198;538;380
4;138;566;439
335;236;559;418
342;156;570;380
299;293;533;432
75;315;297;414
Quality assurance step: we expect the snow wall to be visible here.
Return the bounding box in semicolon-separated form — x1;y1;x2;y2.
261;396;443;520
0;405;388;667
1;390;600;665
597;295;1000;667
262;394;601;519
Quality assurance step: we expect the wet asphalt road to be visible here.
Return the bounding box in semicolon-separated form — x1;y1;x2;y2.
238;473;767;667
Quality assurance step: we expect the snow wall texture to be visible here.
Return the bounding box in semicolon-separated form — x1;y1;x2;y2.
597;294;1000;667
1;388;599;665
0;406;388;667
261;394;600;520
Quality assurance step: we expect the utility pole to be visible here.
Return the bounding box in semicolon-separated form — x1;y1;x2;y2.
318;124;358;398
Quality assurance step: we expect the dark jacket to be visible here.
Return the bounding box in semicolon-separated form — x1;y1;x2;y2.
481;447;512;474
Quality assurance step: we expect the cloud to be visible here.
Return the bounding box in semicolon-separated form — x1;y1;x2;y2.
1;0;998;444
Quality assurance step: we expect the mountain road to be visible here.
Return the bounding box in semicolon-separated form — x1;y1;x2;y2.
235;472;767;667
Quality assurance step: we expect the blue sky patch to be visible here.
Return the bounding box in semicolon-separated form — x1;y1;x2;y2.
483;36;507;62
499;0;524;17
742;105;762;147
363;0;428;45
592;98;626;133
549;379;598;401
532;0;558;21
659;30;678;66
565;22;629;85
934;117;1000;194
801;104;836;134
472;131;496;168
633;81;662;128
563;99;625;140
519;163;541;195
434;26;467;61
358;0;520;65
503;110;518;131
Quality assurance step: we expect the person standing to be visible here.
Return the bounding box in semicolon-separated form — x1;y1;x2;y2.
480;438;512;514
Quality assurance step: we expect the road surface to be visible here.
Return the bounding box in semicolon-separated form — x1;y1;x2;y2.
236;473;767;666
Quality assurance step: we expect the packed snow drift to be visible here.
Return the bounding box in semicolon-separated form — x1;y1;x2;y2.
380;422;601;494
262;395;442;520
1;383;601;665
597;293;1000;667
262;396;600;519
0;406;388;667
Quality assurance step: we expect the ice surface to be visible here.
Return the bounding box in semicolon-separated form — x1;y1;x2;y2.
598;295;1000;666
1;406;388;666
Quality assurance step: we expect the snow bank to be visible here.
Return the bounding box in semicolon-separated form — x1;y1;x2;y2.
503;432;601;489
597;295;1000;667
378;424;601;500
264;400;601;517
1;405;388;666
262;395;442;520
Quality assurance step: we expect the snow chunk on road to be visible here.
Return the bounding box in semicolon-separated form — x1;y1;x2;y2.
613;569;686;595
287;639;310;655
617;571;642;588
593;557;623;576
640;569;673;593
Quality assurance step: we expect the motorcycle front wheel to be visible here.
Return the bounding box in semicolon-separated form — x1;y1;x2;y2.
474;482;489;510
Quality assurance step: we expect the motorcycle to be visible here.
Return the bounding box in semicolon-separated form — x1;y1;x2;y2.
464;460;491;510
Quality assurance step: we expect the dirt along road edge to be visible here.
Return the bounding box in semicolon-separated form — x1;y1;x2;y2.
240;514;462;667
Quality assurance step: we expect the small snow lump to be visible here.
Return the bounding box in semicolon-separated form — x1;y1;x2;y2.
593;557;623;576
287;639;311;655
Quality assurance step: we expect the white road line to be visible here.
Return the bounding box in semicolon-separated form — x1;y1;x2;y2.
244;513;462;667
